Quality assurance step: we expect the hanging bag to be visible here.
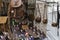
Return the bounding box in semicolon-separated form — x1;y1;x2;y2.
42;3;48;24
35;4;41;23
51;4;57;27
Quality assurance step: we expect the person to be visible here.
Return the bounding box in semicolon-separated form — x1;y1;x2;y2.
10;0;25;18
0;0;2;15
2;0;10;16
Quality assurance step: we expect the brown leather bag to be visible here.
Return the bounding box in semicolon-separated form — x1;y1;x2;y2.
43;18;47;24
35;17;41;23
52;22;57;27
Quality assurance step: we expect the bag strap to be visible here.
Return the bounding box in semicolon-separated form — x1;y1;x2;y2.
37;3;41;17
43;3;47;19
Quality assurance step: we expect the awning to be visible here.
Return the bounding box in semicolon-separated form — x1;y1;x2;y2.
0;16;8;24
